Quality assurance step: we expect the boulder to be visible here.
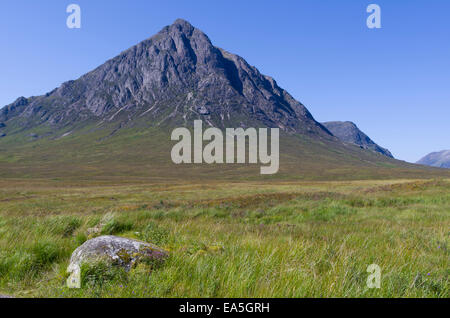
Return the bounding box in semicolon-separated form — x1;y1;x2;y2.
69;235;168;270
67;235;168;288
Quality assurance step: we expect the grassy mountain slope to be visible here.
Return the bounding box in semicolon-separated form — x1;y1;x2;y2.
0;117;447;181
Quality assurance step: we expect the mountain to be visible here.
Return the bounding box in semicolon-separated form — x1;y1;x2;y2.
0;19;446;180
322;121;393;158
0;19;329;138
416;150;450;168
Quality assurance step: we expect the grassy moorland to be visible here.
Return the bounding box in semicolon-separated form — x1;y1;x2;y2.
0;178;448;298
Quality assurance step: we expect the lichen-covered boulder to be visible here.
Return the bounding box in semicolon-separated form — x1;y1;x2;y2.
67;235;168;288
70;235;168;270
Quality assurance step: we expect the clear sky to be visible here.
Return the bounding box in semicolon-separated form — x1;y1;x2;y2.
0;0;449;162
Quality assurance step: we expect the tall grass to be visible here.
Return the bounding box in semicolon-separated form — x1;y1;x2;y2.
0;179;448;298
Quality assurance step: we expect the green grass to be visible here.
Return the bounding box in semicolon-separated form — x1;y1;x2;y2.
1;119;449;181
0;178;448;298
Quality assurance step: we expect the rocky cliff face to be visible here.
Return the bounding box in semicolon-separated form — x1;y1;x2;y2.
416;150;450;168
322;121;393;158
0;19;332;139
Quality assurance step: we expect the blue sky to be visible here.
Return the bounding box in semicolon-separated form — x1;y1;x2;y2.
0;0;449;162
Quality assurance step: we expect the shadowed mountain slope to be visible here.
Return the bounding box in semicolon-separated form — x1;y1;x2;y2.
322;121;393;158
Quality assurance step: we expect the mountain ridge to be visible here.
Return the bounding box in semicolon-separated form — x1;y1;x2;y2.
322;121;393;158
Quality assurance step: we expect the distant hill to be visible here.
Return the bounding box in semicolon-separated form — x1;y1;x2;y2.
416;150;450;168
322;121;393;158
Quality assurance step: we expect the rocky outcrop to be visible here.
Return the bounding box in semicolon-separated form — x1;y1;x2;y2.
322;121;393;158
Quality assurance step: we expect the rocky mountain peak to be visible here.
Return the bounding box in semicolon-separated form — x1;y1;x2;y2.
322;121;393;158
170;18;196;34
1;19;331;139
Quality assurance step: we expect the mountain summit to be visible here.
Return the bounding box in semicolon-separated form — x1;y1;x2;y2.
0;19;330;138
